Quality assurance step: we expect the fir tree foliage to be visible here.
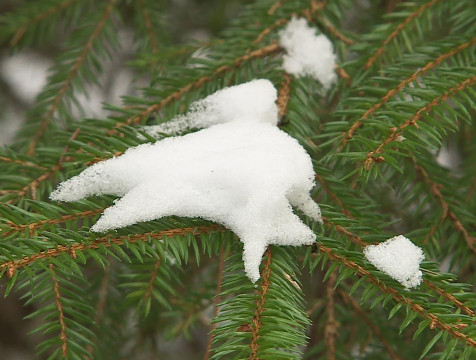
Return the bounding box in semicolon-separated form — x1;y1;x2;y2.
0;0;476;359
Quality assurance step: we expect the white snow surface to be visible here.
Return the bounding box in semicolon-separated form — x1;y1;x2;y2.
142;79;279;137
51;79;322;283
364;235;425;289
279;17;336;89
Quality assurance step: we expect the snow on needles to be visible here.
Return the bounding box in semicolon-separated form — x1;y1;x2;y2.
364;235;425;289
279;17;336;89
50;79;322;283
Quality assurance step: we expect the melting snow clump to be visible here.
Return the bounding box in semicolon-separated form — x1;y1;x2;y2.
279;17;336;89
51;79;322;283
364;235;425;289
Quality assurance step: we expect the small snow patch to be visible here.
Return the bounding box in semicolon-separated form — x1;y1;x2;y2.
364;235;425;289
279;17;336;89
51;79;322;283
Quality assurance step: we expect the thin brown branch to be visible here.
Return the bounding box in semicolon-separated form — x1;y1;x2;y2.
253;0;326;45
137;0;159;53
339;289;403;360
249;247;272;360
315;14;354;45
316;174;353;218
277;72;292;119
27;0;118;155
414;161;476;255
424;281;475;317
0;156;45;169
109;42;281;135
50;264;68;357
364;76;476;169
267;0;288;15
10;0;79;46
143;256;162;302
1;225;221;276
318;244;476;348
324;270;338;360
203;244;226;360
364;0;442;69
342;37;476;145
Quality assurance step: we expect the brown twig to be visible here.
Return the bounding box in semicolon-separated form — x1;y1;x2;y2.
109;42;281;135
10;0;79;46
414;161;476;255
50;264;68;357
339;289;403;360
324;270;338;360
315;174;353;218
317;244;476;348
267;0;288;15
342;37;476;145
0;156;45;169
1;225;221;276
137;0;159;53
277;72;292;119
424;281;475;317
27;0;118;155
143;256;162;302
249;247;272;360
203;244;226;360
364;76;476;169
315;14;354;45
364;0;442;69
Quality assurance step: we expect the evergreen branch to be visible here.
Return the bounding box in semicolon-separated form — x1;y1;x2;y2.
318;244;476;348
143;256;161;303
27;0;118;156
424;281;475;317
342;37;476;145
0;156;46;169
315;14;354;45
316;175;353;218
137;0;159;53
253;0;326;44
1;226;221;276
277;72;292;119
110;42;281;133
9;0;80;46
267;0;288;15
203;244;226;360
249;247;272;360
49;263;68;357
414;161;476;255
364;0;443;69
364;75;476;169
324;270;338;360
338;289;403;360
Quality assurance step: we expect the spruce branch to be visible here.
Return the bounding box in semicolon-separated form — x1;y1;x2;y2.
342;37;476;145
27;0;119;155
324;270;338;360
364;75;476;169
136;0;159;53
364;0;443;69
50;263;69;358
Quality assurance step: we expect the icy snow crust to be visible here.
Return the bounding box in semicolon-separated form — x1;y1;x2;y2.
51;79;322;283
364;235;425;289
279;18;336;89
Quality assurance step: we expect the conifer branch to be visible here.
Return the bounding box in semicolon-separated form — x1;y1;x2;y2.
324;270;338;360
249;247;272;360
364;0;442;69
110;42;281;134
315;14;354;45
137;0;159;53
364;75;476;168
315;174;353;218
0;156;46;169
143;256;161;303
267;0;288;15
9;0;80;46
49;264;68;357
342;37;476;145
1;226;221;276
203;244;226;360
339;289;403;360
424;281;475;317
27;0;118;156
277;72;292;120
318;244;476;348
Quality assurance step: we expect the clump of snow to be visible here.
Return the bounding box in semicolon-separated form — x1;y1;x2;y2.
364;235;425;289
51;79;322;283
279;17;336;89
142;79;278;137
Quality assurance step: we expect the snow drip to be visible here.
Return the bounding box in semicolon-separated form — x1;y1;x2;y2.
51;79;322;283
279;17;336;89
364;235;425;289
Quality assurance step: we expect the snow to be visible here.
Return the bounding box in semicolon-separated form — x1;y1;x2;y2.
51;79;322;283
364;235;425;289
279;17;336;89
142;79;279;137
